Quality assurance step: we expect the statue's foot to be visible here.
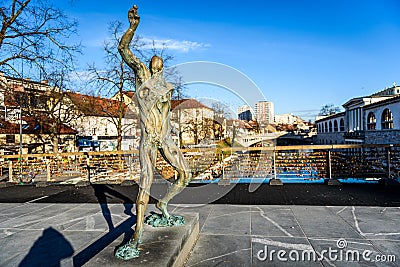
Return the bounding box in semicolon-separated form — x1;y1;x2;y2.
115;240;140;260
156;201;170;219
145;213;185;227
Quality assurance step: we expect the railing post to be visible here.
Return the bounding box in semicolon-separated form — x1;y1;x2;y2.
8;161;13;182
46;162;51;182
86;156;91;182
328;150;332;179
222;153;225;179
387;146;391;179
128;155;133;180
273;149;277;180
327;148;341;185
269;149;283;185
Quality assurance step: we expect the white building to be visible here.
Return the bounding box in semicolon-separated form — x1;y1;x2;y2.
315;84;400;145
238;105;252;114
67;92;138;150
254;101;274;124
170;98;215;146
274;113;303;125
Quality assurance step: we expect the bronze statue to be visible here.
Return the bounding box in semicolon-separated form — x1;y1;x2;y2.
115;5;192;260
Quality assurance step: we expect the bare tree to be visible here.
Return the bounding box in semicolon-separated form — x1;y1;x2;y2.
87;21;137;150
319;104;341;116
0;0;80;78
180;114;214;145
21;71;81;153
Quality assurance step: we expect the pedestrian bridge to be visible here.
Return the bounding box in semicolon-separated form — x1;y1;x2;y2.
2;143;399;184
235;132;287;147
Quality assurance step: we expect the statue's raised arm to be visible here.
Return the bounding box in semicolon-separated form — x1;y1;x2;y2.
118;5;150;87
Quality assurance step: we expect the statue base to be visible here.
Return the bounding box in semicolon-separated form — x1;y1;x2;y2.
85;212;199;267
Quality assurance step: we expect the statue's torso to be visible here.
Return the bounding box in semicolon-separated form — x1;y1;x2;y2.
136;73;173;147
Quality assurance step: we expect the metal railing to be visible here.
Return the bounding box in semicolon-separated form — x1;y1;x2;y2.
1;144;399;183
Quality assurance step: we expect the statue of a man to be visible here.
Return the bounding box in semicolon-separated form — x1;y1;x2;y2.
115;5;191;260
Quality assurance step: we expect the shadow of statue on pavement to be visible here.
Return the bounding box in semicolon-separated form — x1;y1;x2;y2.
91;184;134;231
19;227;74;267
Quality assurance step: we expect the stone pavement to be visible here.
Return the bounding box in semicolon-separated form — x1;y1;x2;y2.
0;203;399;266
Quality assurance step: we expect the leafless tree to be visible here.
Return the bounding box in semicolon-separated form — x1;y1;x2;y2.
180;115;214;145
319;103;342;116
87;21;137;150
0;0;80;78
21;70;81;153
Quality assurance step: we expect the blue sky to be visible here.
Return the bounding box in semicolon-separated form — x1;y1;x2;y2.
60;0;400;121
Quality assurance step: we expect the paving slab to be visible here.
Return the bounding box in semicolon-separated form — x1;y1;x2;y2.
200;205;251;236
333;206;400;240
251;206;305;237
290;206;364;239
186;234;252;267
169;204;215;230
1;203;400;266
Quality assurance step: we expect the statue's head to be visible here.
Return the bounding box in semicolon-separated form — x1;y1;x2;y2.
150;55;163;75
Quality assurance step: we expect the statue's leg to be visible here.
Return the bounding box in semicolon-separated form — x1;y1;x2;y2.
115;144;156;260
133;145;156;244
157;138;191;218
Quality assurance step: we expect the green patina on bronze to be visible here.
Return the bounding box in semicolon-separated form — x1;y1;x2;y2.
145;213;185;227
115;241;140;260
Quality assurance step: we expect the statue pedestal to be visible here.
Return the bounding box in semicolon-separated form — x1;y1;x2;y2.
85;213;199;267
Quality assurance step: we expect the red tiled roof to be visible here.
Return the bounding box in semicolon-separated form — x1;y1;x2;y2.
0;116;77;135
123;91;135;98
171;99;213;110
67;92;128;117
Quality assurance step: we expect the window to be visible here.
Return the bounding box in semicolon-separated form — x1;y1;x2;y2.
6;135;15;144
29;94;38;108
325;122;328;133
340;119;345;132
37;96;48;109
14;92;28;108
367;112;376;130
329;121;332;132
333;120;338;132
381;109;394;129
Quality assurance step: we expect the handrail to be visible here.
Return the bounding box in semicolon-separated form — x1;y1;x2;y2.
1;143;399;159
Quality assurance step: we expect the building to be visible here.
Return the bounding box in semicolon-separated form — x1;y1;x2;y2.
254;101;274;124
171;98;215;146
315;112;346;144
238;109;252;121
0;116;76;154
238;105;251;114
67;92;138;151
315;84;400;145
274;113;303;125
0;74;77;153
0;75;139;153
